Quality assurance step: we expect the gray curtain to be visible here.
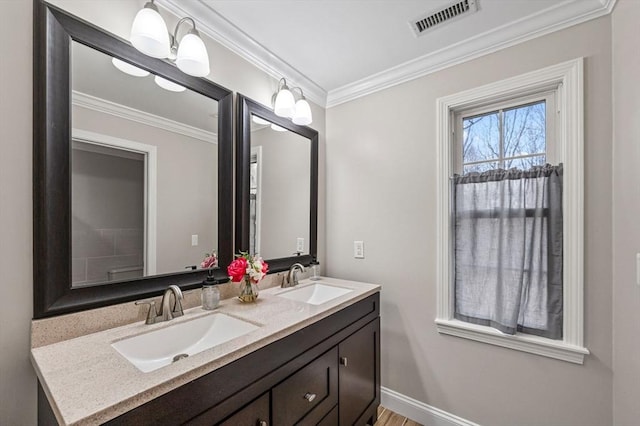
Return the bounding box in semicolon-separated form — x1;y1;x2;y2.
453;164;563;339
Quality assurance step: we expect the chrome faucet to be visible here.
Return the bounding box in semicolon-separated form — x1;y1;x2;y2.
283;263;305;288
135;285;184;325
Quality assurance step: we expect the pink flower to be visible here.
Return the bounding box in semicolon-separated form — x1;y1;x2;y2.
261;260;269;275
227;257;248;282
200;255;217;269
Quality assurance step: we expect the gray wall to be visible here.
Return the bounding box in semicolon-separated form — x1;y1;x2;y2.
72;148;144;285
326;16;613;426
74;106;218;274
612;0;640;424
252;127;311;259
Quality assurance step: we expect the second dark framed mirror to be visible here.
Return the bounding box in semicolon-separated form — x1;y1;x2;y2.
236;94;318;273
33;1;233;318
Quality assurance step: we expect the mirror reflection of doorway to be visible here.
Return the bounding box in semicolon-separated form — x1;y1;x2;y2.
249;147;262;256
71;130;157;287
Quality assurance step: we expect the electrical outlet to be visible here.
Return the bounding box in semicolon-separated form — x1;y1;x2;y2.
354;241;364;259
296;237;305;253
191;234;198;247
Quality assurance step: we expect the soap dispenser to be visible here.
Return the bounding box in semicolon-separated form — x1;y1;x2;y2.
201;269;220;310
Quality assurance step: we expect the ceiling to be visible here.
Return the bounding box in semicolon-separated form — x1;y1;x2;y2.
158;0;616;107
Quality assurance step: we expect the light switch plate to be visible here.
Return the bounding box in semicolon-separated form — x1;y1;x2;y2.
354;241;364;259
191;234;198;247
296;237;305;253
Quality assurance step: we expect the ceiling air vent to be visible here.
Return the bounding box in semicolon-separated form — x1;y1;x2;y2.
410;0;478;37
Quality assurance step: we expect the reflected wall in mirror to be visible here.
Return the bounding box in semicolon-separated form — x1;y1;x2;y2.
249;115;310;259
70;42;219;287
236;94;318;273
33;1;233;318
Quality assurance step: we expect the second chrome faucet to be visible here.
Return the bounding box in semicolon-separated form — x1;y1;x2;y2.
282;263;305;288
136;285;184;325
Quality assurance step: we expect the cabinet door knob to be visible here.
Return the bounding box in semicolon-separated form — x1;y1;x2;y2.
258;421;268;426
340;356;348;366
303;392;316;402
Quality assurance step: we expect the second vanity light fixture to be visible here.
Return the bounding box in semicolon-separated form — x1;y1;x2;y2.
272;78;313;126
129;0;210;77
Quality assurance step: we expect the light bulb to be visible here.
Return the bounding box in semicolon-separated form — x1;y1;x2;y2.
154;75;186;92
271;123;287;132
292;98;312;125
274;88;295;118
111;58;149;77
252;115;271;125
130;2;170;59
176;30;210;77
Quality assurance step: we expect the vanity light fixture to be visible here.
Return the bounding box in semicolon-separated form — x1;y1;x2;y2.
130;0;210;77
111;58;150;77
271;123;288;132
252;115;271;126
154;75;186;92
272;78;313;125
130;0;170;58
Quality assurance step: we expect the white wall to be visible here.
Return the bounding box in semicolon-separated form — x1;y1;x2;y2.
0;1;325;423
612;0;640;424
326;17;613;426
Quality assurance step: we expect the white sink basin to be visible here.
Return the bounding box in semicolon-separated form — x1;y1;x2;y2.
112;313;259;373
277;282;353;305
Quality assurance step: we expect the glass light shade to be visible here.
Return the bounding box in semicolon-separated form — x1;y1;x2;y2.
252;115;271;125
292;99;312;125
271;123;287;132
274;88;295;118
154;75;186;92
111;58;150;77
130;5;170;59
176;32;210;77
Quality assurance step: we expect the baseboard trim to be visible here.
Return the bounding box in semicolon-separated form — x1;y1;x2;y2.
381;387;480;426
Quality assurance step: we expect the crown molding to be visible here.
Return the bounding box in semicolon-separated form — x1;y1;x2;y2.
156;0;327;107
72;91;217;143
158;0;614;110
326;0;615;107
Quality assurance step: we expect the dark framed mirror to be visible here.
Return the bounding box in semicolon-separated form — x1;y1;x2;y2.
236;94;318;273
33;0;233;318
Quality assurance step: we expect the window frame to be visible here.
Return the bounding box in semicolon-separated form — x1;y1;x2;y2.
435;58;588;364
454;90;557;173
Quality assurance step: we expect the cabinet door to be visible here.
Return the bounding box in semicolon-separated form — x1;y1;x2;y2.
218;392;270;426
338;318;380;426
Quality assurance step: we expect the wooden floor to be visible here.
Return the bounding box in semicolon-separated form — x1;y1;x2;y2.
374;406;422;426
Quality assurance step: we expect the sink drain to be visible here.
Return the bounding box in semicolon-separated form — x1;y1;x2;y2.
172;353;189;362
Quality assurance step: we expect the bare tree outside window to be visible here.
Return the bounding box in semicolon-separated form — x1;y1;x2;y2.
462;101;546;174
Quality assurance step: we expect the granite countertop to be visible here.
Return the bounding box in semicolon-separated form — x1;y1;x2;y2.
31;277;380;425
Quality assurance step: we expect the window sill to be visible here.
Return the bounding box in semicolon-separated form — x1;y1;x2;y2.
435;318;589;364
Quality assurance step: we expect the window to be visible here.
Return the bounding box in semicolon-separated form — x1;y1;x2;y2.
435;59;588;364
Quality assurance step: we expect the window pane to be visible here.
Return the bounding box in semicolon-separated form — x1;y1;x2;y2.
504;155;546;170
463;161;499;174
503;101;546;158
463;111;500;164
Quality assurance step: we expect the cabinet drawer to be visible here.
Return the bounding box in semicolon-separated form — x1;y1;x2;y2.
272;347;338;425
218;392;270;426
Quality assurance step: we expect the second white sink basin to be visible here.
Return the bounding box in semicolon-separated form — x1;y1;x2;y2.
277;282;353;305
112;313;259;373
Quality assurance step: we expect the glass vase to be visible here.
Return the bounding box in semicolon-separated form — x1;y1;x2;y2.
238;278;259;303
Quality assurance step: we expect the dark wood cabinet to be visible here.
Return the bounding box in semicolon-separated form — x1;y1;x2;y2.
38;293;380;426
218;392;269;426
339;319;380;426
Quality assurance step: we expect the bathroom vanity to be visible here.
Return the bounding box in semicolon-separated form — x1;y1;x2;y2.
32;278;380;425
